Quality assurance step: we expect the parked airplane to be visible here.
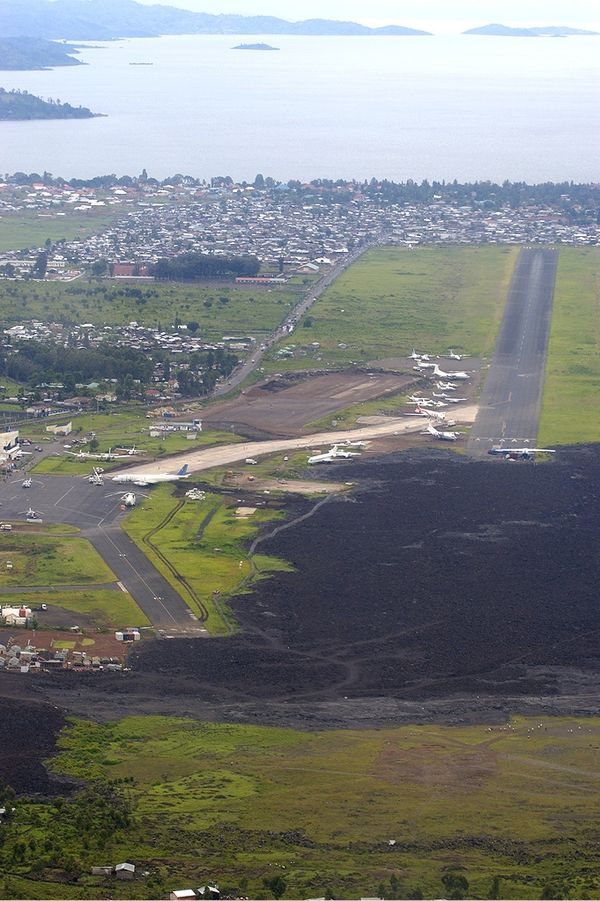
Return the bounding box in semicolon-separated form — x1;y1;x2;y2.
405;407;431;417
488;446;556;460
433;364;469;381
112;464;190;486
106;490;150;507
21;478;31;489
409;396;433;405
409;349;431;361
422;423;459;442
68;447;135;462
20;506;43;523
436;381;457;391
433;393;463;403
447;350;465;361
308;445;361;465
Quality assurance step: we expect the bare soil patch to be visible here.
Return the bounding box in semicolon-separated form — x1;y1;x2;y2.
203;371;412;436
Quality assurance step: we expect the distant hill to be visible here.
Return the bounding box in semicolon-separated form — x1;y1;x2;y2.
0;37;83;70
0;0;432;39
0;87;99;120
464;23;599;37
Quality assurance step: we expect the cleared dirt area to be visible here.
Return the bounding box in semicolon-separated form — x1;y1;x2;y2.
203;370;413;436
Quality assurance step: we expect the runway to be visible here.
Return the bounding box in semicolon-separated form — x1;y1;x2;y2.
468;248;558;457
0;475;205;634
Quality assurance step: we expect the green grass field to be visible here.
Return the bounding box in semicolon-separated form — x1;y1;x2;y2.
0;277;306;338
26;411;242;475
0;531;114;587
123;487;291;634
2;714;600;899
0;209;123;253
265;245;519;371
0;588;149;630
539;247;600;445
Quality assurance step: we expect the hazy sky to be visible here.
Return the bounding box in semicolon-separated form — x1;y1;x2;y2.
132;0;600;28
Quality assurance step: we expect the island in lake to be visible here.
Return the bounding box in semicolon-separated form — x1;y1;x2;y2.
233;43;279;51
464;23;599;37
0;88;101;121
0;36;83;70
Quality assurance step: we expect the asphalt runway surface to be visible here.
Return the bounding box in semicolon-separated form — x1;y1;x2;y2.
468;248;558;456
0;474;204;634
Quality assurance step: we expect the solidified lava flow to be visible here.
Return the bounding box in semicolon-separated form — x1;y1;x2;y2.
133;446;600;701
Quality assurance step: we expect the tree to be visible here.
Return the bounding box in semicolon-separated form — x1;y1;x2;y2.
32;250;48;279
263;875;287;899
441;873;469;900
90;259;108;277
187;321;199;333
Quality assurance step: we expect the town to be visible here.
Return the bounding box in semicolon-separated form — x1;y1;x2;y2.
1;176;599;281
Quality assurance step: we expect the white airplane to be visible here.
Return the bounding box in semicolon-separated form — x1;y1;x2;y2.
422;423;459;442
21;478;32;488
307;445;361;465
107;490;150;507
409;396;434;405
447;350;465;361
488;446;556;459
433;392;463;403
112;464;190;486
425;409;449;423
436;381;457;391
67;447;134;462
433;364;470;381
409;349;430;361
88;467;104;486
413;361;436;370
20;506;43;523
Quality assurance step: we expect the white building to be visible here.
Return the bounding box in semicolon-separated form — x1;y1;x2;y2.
0;430;20;464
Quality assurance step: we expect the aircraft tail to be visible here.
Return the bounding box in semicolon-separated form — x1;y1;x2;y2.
178;464;189;476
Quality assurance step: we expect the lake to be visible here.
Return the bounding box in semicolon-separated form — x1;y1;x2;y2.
2;34;599;182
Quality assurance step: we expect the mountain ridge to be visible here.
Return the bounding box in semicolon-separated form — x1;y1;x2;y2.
464;22;599;37
0;0;432;39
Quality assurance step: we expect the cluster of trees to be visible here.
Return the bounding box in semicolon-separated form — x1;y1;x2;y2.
3;168;599;213
152;252;260;281
0;778;134;881
0;341;152;387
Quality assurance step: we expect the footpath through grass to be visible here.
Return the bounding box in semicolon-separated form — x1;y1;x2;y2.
266;245;519;370
123;487;291;634
539;247;600;445
3;715;600;899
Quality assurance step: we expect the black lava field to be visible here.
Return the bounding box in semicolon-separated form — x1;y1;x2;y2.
133;446;600;704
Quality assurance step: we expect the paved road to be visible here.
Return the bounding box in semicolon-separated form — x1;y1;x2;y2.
467;248;558;457
213;233;390;398
0;475;205;634
120;404;479;478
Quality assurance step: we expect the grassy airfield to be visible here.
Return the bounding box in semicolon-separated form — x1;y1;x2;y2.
122;486;292;634
2;715;600;899
539;247;600;445
265;245;519;370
